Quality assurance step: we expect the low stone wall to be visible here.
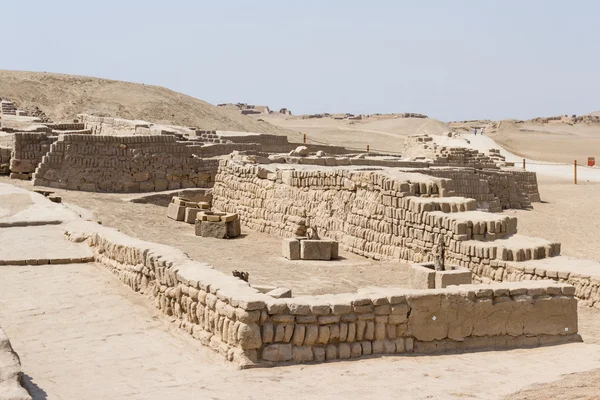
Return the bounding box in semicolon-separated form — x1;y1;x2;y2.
468;257;600;308
33;134;219;192
47;122;86;131
0;327;31;400
65;221;580;367
10;132;56;178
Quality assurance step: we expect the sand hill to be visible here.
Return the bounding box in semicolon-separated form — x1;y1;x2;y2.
0;70;295;135
258;113;450;154
447;115;600;165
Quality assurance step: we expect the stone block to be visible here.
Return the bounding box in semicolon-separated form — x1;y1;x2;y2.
435;268;472;288
329;240;339;259
184;207;202;224
198;201;211;210
155;178;169;191
226;219;241;238
200;221;227;238
194;220;202;236
172;196;190;206
221;213;238;222
409;263;435;289
300;240;332;261
167;203;185;221
282;238;301;260
262;344;293;362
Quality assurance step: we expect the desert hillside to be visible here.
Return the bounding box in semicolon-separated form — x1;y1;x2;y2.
258;113;450;153
0;70;295;135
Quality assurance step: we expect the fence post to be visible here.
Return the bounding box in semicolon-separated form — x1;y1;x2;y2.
367;145;370;153
303;133;306;144
522;159;526;170
574;160;578;185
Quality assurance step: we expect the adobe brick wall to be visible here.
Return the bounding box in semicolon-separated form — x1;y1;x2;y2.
65;221;580;367
33;134;218;192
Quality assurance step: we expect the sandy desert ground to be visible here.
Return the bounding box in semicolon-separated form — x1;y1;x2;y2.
2;71;600;398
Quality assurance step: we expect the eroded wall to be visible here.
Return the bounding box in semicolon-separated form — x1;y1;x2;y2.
33;135;218;192
213;161;555;263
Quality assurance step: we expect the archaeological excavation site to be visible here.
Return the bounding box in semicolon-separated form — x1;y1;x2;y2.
1;73;600;398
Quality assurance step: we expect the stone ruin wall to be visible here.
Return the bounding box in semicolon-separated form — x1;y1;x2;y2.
422;168;540;210
9;132;56;179
213;161;552;261
32;135;218;192
212;161;600;307
64;221;580;367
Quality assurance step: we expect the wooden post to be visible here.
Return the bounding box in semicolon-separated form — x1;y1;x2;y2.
522;158;526;170
574;160;578;185
367;145;370;153
303;133;306;144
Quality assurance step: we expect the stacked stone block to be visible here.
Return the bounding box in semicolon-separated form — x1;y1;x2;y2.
213;161;558;266
404;135;501;169
0;100;17;116
32;134;219;192
10;132;56;179
422;168;540;211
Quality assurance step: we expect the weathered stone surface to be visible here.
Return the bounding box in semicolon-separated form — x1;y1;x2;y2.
200;221;227;239
282;238;300;260
226;219;241;238
409;264;435;289
262;344;292;362
184;207;202;224
300;240;331;261
167;203;185;221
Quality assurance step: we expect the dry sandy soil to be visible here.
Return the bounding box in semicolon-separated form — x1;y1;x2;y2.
258;113;449;154
0;70;295;135
489;120;600;165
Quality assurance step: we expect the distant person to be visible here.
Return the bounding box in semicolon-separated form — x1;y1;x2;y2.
480;128;485;135
473;128;477;136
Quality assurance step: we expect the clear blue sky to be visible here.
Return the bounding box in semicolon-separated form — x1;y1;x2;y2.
3;0;599;121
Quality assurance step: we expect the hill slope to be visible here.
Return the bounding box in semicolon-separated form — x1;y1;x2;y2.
0;70;295;135
259;114;450;153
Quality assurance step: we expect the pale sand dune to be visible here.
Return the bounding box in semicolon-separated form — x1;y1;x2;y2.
489;120;600;165
260;114;449;153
